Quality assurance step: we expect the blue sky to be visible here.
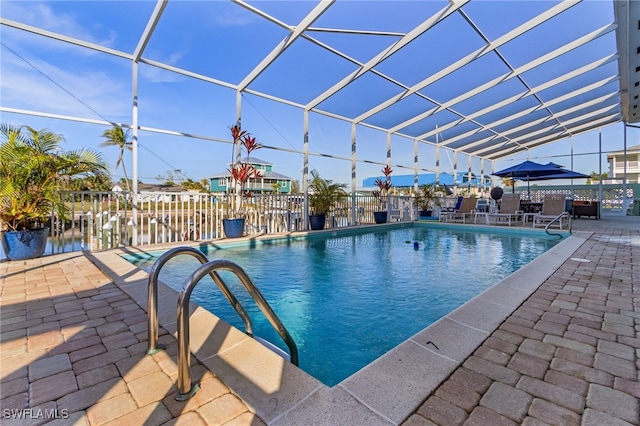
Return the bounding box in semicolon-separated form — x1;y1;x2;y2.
1;0;638;189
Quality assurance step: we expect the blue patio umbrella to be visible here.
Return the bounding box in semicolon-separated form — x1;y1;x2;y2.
492;160;578;197
523;169;589;181
519;168;589;200
493;160;562;179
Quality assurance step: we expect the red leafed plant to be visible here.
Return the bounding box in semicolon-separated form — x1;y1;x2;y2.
228;125;262;218
373;165;393;211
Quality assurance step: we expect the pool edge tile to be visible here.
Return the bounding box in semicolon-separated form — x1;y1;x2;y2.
201;339;323;423
447;298;514;333
478;284;531;308
411;317;489;363
341;341;458;424
270;385;394;426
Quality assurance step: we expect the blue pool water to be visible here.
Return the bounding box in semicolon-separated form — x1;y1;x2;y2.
126;225;559;386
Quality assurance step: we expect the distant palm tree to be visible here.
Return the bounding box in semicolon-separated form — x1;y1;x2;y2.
501;177;515;190
100;126;131;191
182;178;209;193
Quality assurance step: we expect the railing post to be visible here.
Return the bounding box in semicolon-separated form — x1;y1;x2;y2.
176;280;200;400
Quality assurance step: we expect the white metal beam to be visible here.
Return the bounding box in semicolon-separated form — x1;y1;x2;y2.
1;18;133;60
354;1;578;124
306;0;469;110
133;0;167;60
472;105;617;160
424;62;620;149
482;113;621;159
450;91;620;156
236;0;335;92
389;22;617;134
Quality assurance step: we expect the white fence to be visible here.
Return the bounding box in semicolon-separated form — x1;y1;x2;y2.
23;184;635;258
42;191;416;256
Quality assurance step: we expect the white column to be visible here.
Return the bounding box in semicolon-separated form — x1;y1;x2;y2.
386;131;392;166
623;123;628;198
303;110;309;229
235;92;242;164
131;61;139;245
480;158;485;195
598;129;603;217
435;146;440;184
351;123;357;225
467;155;473;192
413;138;419;193
570;137;574;198
453;151;458;187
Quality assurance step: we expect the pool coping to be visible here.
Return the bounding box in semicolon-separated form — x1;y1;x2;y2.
86;225;592;425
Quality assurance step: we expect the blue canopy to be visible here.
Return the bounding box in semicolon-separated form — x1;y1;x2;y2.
494;160;588;196
493;160;562;178
522;169;589;181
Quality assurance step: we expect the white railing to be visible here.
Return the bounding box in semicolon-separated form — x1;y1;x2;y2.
41;191;416;256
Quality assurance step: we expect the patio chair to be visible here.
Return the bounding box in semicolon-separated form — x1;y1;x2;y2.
439;196;463;213
389;208;401;222
532;195;570;229
485;193;522;226
440;197;477;223
475;199;489;212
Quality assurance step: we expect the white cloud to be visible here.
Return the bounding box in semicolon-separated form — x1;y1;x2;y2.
210;8;258;28
1;51;130;121
139;65;184;84
3;1;118;48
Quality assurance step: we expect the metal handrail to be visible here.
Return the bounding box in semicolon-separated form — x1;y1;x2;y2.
146;247;252;355
544;212;569;239
176;259;298;401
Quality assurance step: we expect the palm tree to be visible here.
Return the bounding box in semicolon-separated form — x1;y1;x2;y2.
308;170;347;215
100;125;131;191
1;123;109;231
182;178;209;193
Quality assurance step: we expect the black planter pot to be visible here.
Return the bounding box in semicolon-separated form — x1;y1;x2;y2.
373;211;388;224
419;210;433;217
309;214;326;230
222;218;245;238
1;228;49;260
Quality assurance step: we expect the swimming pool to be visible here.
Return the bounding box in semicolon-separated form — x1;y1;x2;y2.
126;225;559;386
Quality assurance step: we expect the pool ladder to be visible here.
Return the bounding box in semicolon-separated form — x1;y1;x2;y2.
145;246;298;401
544;212;572;238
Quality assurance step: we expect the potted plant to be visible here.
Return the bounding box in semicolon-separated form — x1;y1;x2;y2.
415;183;442;217
308;170;347;230
223;124;262;238
373;165;392;224
1;124;109;260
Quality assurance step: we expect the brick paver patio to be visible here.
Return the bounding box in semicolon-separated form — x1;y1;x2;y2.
0;254;262;425
404;218;639;426
1;216;638;425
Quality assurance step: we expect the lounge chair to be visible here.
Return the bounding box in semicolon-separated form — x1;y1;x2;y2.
440;197;476;223
532;195;570;229
439;196;463;213
485;194;522;226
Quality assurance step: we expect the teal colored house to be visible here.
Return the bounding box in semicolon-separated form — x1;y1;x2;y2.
209;157;293;194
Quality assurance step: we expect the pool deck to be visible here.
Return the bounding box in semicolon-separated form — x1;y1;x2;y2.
1;216;638;425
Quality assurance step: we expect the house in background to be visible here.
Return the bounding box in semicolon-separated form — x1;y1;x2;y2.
606;144;640;183
209;157;293;194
